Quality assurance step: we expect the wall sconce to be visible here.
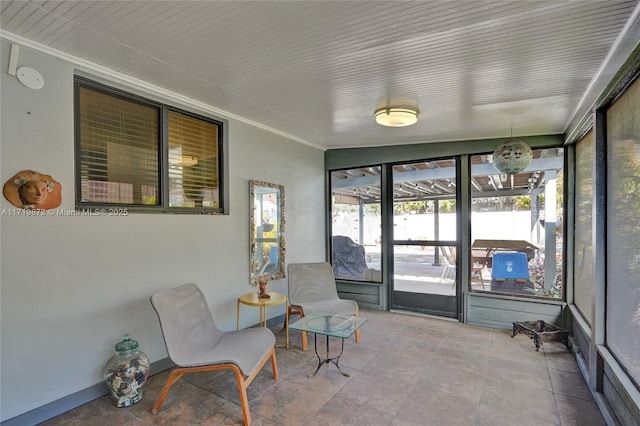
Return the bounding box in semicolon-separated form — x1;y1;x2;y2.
375;107;419;127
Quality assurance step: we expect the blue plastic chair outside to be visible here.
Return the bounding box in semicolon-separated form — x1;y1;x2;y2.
491;252;530;280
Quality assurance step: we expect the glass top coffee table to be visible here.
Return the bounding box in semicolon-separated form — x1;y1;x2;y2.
288;313;367;377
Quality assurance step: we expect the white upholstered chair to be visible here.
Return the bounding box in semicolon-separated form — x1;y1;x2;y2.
287;262;361;350
150;283;278;425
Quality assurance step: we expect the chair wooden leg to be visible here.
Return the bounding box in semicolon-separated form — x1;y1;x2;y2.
299;310;308;351
151;368;187;414
235;347;277;425
288;306;309;350
151;352;278;426
231;366;251;426
283;307;290;330
270;347;279;379
354;312;361;343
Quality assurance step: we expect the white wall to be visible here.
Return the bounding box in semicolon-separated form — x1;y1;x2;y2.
0;41;326;421
333;211;535;246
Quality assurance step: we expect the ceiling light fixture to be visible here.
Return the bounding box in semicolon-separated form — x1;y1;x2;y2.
170;155;199;167
375;107;418;127
180;155;198;167
492;124;532;175
493;140;532;175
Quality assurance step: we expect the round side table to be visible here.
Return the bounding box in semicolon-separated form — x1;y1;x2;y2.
237;291;288;348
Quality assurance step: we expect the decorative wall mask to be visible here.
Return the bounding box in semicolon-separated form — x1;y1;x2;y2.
3;170;61;210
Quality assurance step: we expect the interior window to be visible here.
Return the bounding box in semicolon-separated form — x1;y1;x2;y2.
75;77;224;213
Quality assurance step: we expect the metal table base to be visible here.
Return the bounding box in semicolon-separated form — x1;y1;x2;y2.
309;333;349;377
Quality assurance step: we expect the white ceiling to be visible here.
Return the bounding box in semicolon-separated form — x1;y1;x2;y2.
2;1;639;150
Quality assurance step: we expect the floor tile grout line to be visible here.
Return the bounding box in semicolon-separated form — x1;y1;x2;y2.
545;346;566;426
40;311;606;426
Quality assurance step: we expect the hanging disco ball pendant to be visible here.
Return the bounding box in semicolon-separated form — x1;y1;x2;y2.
493;140;532;175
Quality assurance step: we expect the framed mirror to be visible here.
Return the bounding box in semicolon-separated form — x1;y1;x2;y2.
250;180;285;284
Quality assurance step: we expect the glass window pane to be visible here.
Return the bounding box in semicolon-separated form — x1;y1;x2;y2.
78;86;159;205
470;148;564;298
392;158;457;293
606;76;640;388
574;130;595;324
168;111;220;208
330;167;382;282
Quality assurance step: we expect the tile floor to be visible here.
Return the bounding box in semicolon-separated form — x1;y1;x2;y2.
42;310;605;425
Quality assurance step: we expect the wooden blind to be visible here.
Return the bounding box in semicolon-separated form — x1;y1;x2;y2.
167;111;219;208
78;87;159;205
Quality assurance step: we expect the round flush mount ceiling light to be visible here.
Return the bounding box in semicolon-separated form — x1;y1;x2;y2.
375;107;418;127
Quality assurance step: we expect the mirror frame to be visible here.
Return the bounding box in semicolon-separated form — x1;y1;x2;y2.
249;180;285;284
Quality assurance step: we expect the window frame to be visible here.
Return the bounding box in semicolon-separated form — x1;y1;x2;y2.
468;147;565;300
329;165;383;283
74;75;228;214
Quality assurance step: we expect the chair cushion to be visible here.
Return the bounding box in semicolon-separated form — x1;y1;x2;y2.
186;327;275;373
288;262;340;305
288;262;359;316
151;283;275;374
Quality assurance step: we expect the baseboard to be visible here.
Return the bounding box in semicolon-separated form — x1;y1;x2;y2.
1;314;286;426
390;309;459;322
570;336;619;426
0;356;176;426
266;313;286;327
